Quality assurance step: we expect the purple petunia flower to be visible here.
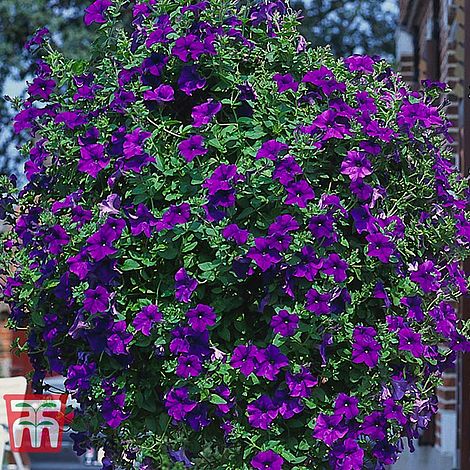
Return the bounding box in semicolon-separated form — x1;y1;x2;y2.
186;304;216;332
86;227;118;261
83;286;109;314
128;203;158;237
84;0;112;25
305;288;331;315
340;151;372;181
230;344;260;376
334;393;359;420
174;268;198;303
270;309;299;337
273;73;298;93
285;368;318;397
312;413;348;446
366;232;395;263
410;260;441;293
178;135;208;162
302;66;346;96
172;34;205;62
256;139;289;161
176;354;202;378
107;321;133;355
383;398;407;425
360;411;386;440
28;77;55;100
247;395;278;429
146;14;174;47
222;224;249;244
256;345;289;381
178;65;207;95
398;327;424;358
401;296;424;322
351;327;381;368
322;253;348;282
330;438;365;470
165;387;197;421
66;362;96;391
102;393;128;428
191;99;222;128
43;225;70;255
250;450;284;470
247;237;282;272
133;304;162;336
78;143;109;178
284;180;315;208
55;111;87;129
143;84;174;103
159;203;191;229
167;448;194;468
273;156;303;185
344;55;375;73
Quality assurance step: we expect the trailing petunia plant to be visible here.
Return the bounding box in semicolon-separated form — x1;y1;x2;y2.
1;0;469;469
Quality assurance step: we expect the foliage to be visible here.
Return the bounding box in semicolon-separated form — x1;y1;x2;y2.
0;0;90;175
1;1;469;469
291;0;397;59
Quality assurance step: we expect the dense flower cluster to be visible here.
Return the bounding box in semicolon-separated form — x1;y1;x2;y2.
1;0;469;469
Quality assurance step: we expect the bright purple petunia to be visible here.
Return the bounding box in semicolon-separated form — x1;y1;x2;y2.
312;413;348;446
273;156;303;184
330;438;365;470
191;99;222;128
143;84;174;103
178;65;207;95
256;345;289;380
230;344;260;376
270;309;299;337
256;139;289;160
160;203;191;229
302;66;346;96
86;227;118;261
410;260;441;293
344;55;375;73
83;286;109;314
133;304;162;336
398;327;424;358
78;143;109;178
28;77;55;100
165;387;197;421
84;0;112;25
366;233;395;263
305;288;331;315
102;393;128;428
107;321;133;355
172;34;205;62
401;296;424;321
223;223;249;244
174;268;198;303
273;73;298;93
246;395;278;430
247;237;282;272
178;135;208;162
322;253;348;282
340;151;372;181
285;368;318;398
352;331;381;368
186;304;216;332
334;393;359;420
176;354;203;378
361;411;386;440
284;180;315;208
55;111;87;129
251;450;284;470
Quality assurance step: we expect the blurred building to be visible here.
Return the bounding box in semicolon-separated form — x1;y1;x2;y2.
396;0;469;469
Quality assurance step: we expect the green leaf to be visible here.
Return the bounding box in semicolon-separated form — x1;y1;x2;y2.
121;259;141;271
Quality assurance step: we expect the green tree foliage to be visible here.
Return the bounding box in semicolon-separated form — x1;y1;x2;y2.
0;0;90;174
291;0;397;59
